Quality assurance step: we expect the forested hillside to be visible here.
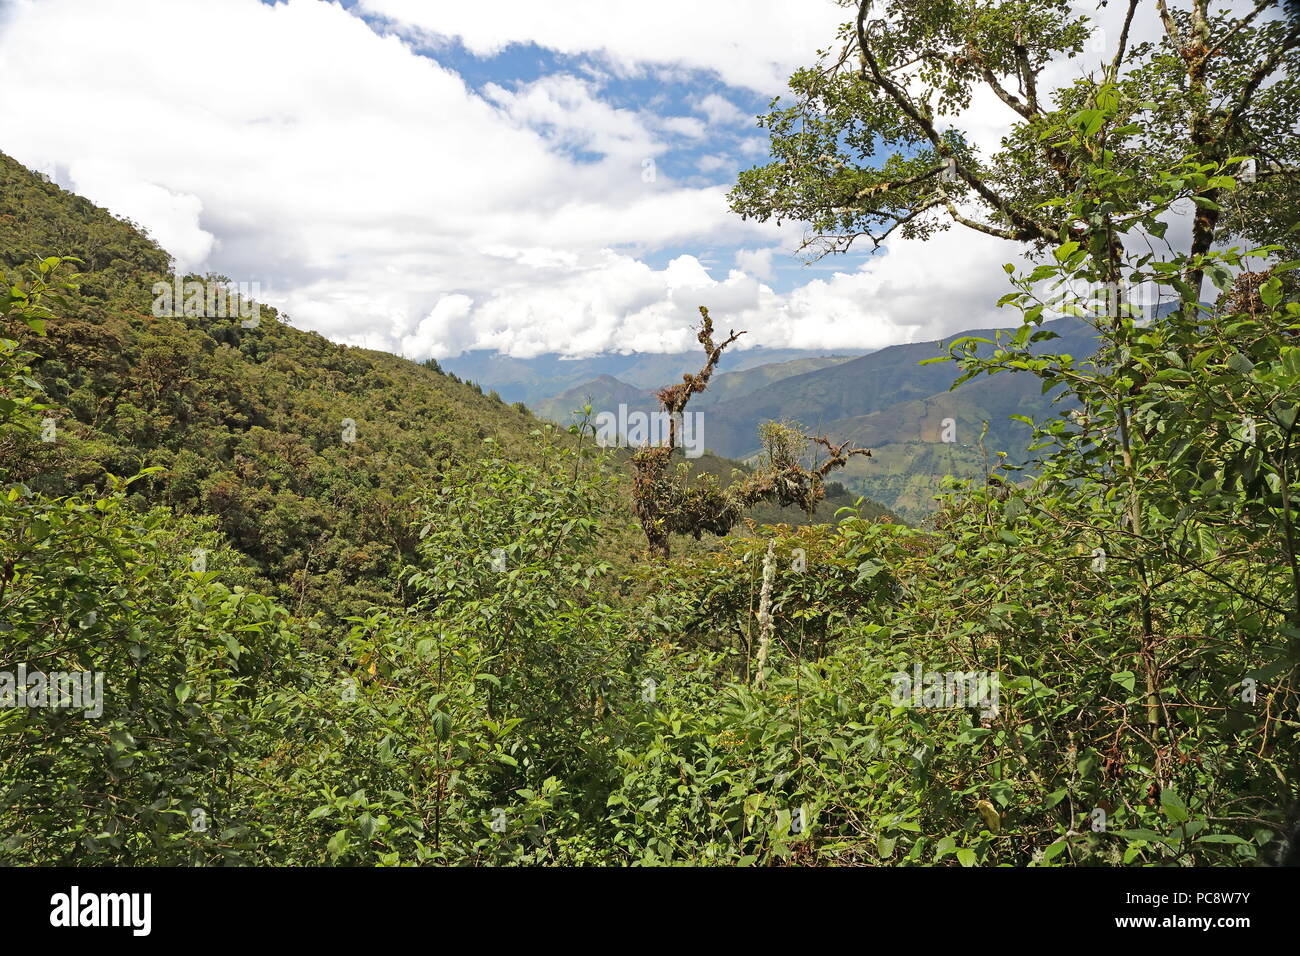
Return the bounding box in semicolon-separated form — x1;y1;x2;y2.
0;151;879;621
0;151;567;613
712;319;1100;517
701;319;1088;456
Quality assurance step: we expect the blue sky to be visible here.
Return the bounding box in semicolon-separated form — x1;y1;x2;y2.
0;0;1081;358
387;27;862;294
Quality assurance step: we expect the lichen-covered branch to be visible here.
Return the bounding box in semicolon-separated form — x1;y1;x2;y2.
630;307;871;558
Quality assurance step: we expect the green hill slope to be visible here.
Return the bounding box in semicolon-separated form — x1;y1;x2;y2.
533;374;657;425
779;364;1078;519
0;151;889;615
440;346;870;405
0;153;582;613
697;354;859;406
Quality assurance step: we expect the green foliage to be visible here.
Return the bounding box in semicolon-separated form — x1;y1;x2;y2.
729;0;1299;262
0;151;643;628
0;479;304;864
629;309;872;557
0;255;79;434
3;29;1298;866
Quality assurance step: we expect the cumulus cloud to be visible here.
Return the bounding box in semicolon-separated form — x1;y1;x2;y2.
484;73;661;163
0;0;1199;363
377;225;1026;361
694;93;750;127
356;0;847;94
735;247;776;281
0;0;785;355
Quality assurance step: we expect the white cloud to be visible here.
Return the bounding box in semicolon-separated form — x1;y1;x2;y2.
65;159;216;272
735;247;775;280
657;115;708;139
385;227;1028;360
357;0;848;94
0;0;1189;364
0;0;786;358
484;73;661;163
400;293;475;357
694;93;750;127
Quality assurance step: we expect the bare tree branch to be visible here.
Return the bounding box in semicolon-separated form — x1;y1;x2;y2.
1110;0;1141;78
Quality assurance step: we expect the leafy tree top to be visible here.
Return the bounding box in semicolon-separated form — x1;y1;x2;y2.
729;0;1300;290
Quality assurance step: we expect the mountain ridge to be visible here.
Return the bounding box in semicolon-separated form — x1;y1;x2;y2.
439;345;873;406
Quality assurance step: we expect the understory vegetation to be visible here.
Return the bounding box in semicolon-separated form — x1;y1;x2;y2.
4;229;1297;864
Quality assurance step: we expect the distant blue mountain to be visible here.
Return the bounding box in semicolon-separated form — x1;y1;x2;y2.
439;346;873;405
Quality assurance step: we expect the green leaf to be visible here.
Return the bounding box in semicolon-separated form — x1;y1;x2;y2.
1043;840;1068;862
1226;353;1255;374
1260;278;1282;308
326;829;351;859
1054;241;1080;262
1160;788;1189;825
